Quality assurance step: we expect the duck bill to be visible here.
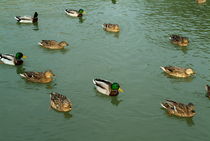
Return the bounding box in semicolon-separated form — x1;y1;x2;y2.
83;11;86;14
118;88;124;93
22;55;27;59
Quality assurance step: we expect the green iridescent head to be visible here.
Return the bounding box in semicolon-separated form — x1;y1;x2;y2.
15;52;23;59
78;9;84;14
111;82;120;90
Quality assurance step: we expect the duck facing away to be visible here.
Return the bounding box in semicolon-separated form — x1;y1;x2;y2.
65;9;85;17
160;66;195;78
169;35;189;47
161;100;196;118
0;52;27;66
196;0;206;4
103;24;120;32
205;85;210;98
50;92;72;112
15;12;38;23
20;70;55;83
38;40;69;50
93;79;124;96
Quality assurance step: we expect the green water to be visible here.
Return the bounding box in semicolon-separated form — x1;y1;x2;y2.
0;0;210;140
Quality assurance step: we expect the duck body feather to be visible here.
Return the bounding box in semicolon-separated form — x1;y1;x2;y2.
65;9;82;17
0;54;23;66
103;24;120;32
38;40;69;50
15;12;38;23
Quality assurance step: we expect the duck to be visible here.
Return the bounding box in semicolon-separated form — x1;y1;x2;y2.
196;0;206;4
161;100;196;118
50;92;72;112
160;66;195;78
102;24;120;32
20;70;55;83
205;85;210;98
0;52;27;66
38;40;69;50
169;35;189;47
65;9;85;17
14;12;38;23
93;78;124;96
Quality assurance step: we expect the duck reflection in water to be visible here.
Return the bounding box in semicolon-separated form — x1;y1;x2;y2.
111;0;117;4
111;96;123;106
79;17;85;23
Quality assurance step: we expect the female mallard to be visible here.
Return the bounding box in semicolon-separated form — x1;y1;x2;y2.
0;52;27;66
93;79;124;96
169;35;189;47
38;40;69;50
20;70;55;83
161;100;196;118
205;85;210;98
15;12;38;23
50;92;72;112
65;9;85;17
196;0;206;3
103;24;120;32
160;66;195;78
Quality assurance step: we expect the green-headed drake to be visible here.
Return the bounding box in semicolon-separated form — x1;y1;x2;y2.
50;92;72;112
38;40;69;50
161;100;196;118
160;66;195;78
65;9;86;17
20;70;55;83
15;12;38;23
93;79;124;96
0;52;27;66
103;24;120;32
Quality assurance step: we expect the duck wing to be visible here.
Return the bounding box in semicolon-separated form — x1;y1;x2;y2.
93;79;112;95
0;54;15;65
40;40;58;46
20;71;44;80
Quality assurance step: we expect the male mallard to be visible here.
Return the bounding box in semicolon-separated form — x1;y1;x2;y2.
102;24;120;32
65;9;85;17
0;52;27;66
20;70;55;83
50;92;72;112
205;85;210;98
161;100;196;118
160;66;195;78
93;79;124;96
196;0;206;4
38;40;69;50
169;35;189;47
15;12;38;23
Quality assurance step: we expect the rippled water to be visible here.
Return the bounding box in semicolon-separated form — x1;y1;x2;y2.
0;0;210;140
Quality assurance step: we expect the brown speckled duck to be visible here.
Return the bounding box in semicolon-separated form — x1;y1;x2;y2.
20;70;55;83
161;100;196;118
50;92;72;112
102;24;120;32
196;0;206;4
169;35;189;47
160;66;195;78
205;85;210;98
38;40;69;50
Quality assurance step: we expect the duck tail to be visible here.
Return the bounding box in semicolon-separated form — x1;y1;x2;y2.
92;79;96;85
14;16;21;21
38;42;43;46
205;85;209;92
160;66;166;72
160;103;167;109
19;73;26;78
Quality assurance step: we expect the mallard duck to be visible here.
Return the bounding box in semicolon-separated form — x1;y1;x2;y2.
0;52;27;66
65;9;85;17
50;92;72;112
38;40;69;50
160;66;195;78
196;0;206;4
205;85;210;98
169;35;189;47
161;100;196;118
93;79;124;96
102;24;120;32
20;70;55;83
15;12;38;23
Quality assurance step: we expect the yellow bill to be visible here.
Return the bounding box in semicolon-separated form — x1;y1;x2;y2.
22;56;27;59
118;88;124;93
83;11;87;14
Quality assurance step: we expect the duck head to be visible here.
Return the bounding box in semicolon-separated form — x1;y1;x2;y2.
185;68;194;75
111;82;124;93
15;52;27;59
45;70;55;78
59;41;69;47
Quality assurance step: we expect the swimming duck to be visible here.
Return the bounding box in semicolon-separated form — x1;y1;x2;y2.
161;100;196;118
103;24;120;32
0;52;27;66
20;70;55;83
15;12;38;23
93;79;124;96
169;35;189;47
50;92;72;112
65;9;85;17
38;40;69;50
160;66;195;78
196;0;206;3
205;85;210;98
